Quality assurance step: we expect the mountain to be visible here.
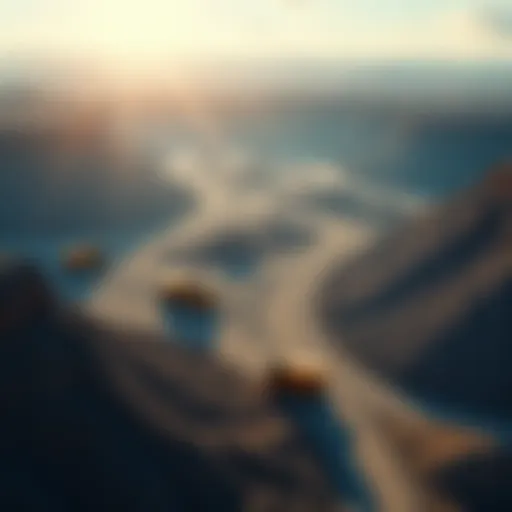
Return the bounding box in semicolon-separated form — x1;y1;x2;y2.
317;163;511;419
0;260;340;511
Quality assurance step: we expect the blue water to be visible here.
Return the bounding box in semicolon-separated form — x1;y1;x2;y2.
1;99;511;505
0;223;173;302
161;304;220;351
279;394;375;511
218;105;512;200
3;105;511;274
0;134;194;300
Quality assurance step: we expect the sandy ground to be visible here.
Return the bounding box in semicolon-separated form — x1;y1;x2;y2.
85;158;491;511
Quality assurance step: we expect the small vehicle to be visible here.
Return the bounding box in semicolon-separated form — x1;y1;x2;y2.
62;245;104;272
265;361;327;397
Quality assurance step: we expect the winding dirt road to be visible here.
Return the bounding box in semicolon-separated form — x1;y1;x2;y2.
86;159;428;511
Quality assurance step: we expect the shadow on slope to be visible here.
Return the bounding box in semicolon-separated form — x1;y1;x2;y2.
317;164;512;420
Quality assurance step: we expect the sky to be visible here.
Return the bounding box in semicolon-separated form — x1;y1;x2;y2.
0;0;511;79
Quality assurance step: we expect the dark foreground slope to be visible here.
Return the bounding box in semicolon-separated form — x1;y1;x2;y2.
317;164;511;420
432;448;512;511
0;262;340;511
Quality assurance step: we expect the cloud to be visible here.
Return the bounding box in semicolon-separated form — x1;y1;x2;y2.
433;7;512;43
0;1;510;63
480;7;512;39
373;7;512;60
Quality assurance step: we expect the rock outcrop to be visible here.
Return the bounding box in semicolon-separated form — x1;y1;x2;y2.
0;261;341;511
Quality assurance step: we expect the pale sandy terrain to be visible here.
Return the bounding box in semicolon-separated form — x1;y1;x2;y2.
86;155;492;511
